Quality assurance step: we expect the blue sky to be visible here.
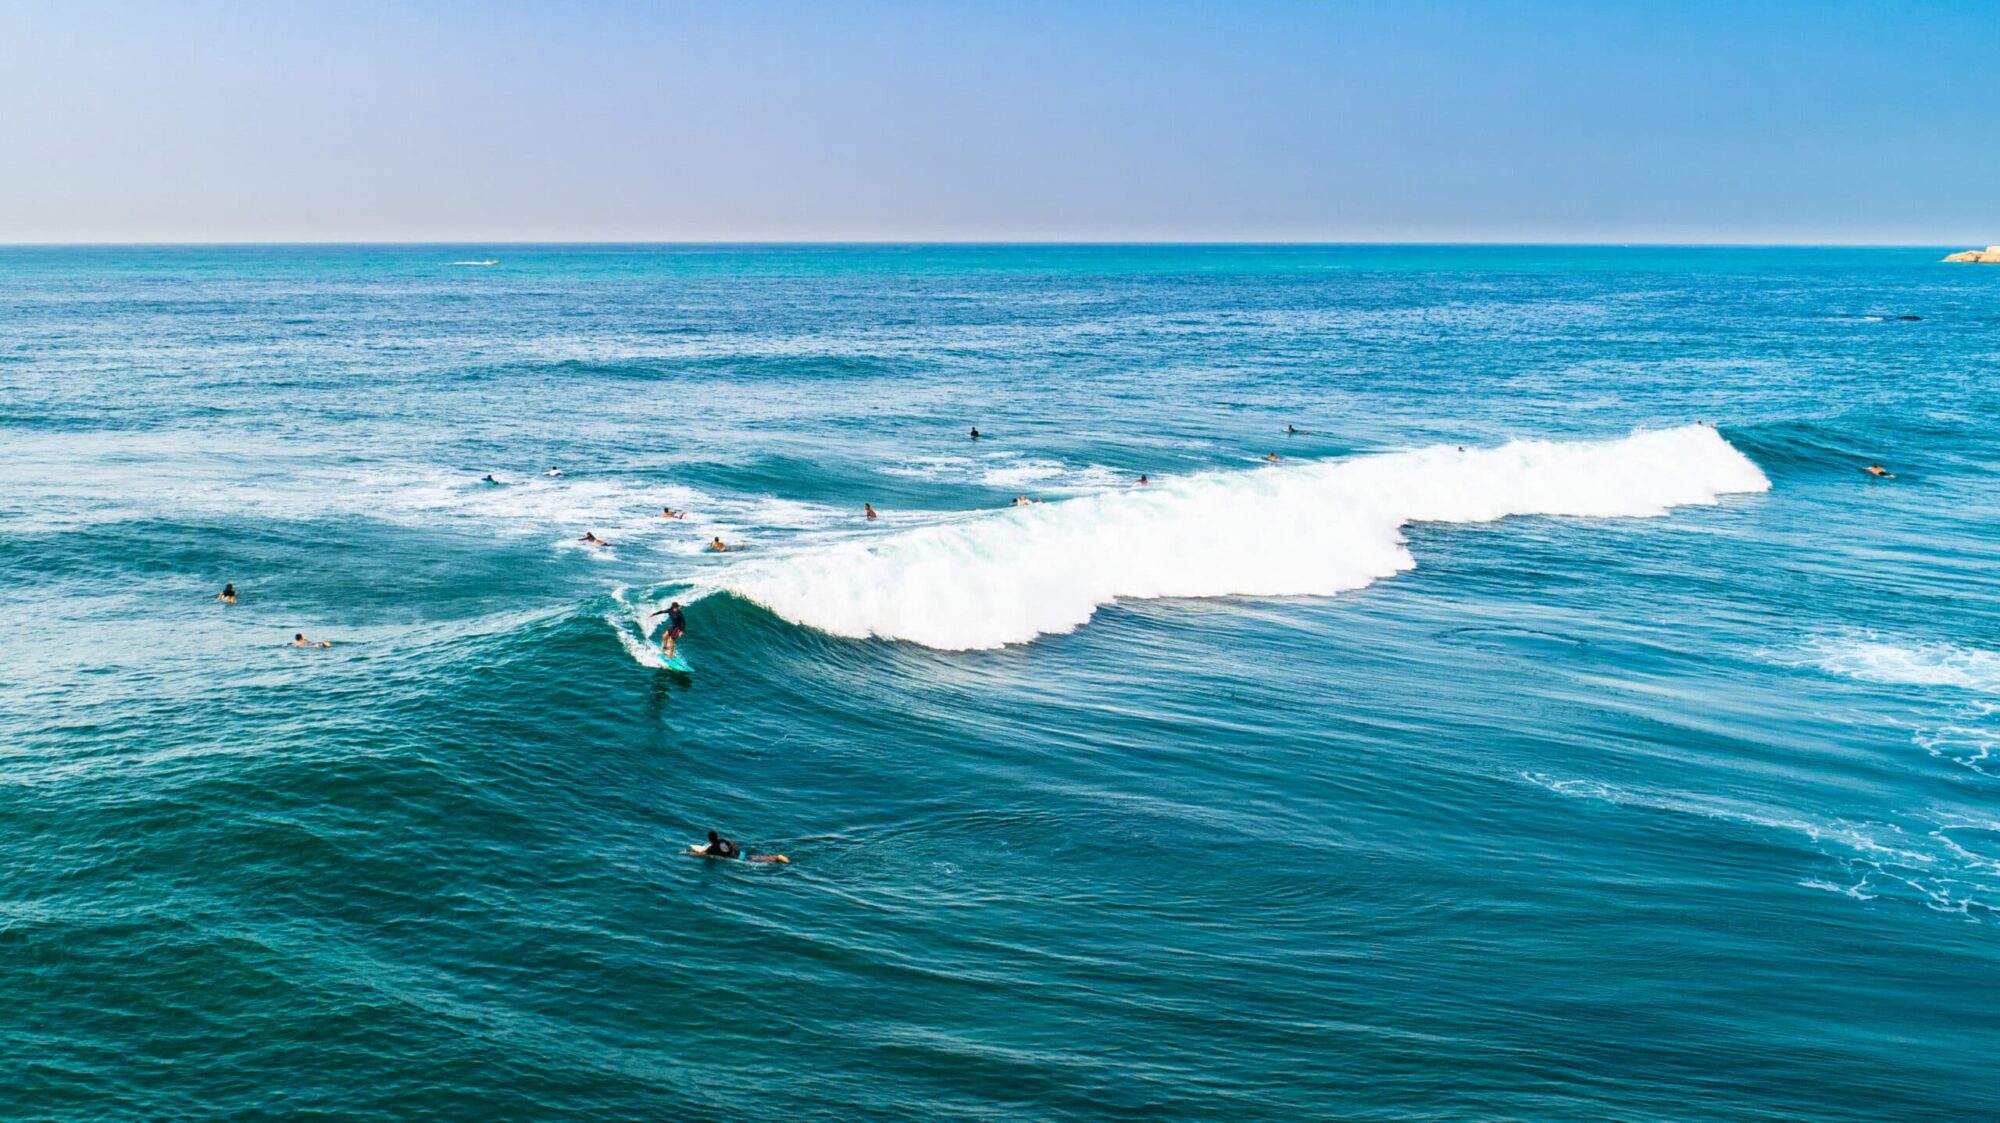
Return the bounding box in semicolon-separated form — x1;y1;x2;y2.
0;1;1993;243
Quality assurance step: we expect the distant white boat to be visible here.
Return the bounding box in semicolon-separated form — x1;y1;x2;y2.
451;259;499;266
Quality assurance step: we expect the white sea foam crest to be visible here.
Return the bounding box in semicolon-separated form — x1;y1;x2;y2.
722;424;1770;650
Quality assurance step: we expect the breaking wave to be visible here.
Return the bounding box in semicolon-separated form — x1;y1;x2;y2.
721;425;1770;650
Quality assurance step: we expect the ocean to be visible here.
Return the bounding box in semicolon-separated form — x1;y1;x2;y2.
1;244;1995;1120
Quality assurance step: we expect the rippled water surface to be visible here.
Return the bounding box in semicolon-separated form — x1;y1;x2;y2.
3;245;1996;1120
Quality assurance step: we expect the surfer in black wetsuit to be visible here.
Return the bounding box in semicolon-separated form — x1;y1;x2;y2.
216;583;237;604
649;602;687;657
969;426;981;440
702;831;740;858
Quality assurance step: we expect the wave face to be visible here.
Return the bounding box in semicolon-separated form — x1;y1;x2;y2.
724;425;1770;649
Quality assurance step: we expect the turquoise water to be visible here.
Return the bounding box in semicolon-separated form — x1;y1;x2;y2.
3;245;1996;1120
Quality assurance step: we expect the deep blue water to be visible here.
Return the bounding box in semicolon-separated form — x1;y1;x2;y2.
2;245;1996;1120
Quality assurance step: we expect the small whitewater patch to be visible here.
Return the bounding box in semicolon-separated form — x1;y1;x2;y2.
884;453;1128;493
1796;634;2000;696
722;424;1770;650
1785;636;2000;779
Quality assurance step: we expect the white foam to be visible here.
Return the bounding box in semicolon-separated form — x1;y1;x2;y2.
721;425;1770;650
1802;636;2000;695
980;460;1067;488
887;453;1127;493
1525;771;1999;918
1913;706;2000;777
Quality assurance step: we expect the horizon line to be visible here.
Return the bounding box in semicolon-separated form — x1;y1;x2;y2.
0;239;1974;250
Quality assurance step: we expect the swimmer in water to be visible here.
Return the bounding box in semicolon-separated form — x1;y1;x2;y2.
1136;475;1149;485
1864;464;1895;478
865;503;878;520
545;468;563;477
579;532;607;547
1011;495;1038;507
662;506;686;519
290;633;331;649
1265;453;1282;462
648;601;687;658
216;583;237;604
969;426;981;440
709;537;729;552
482;474;499;485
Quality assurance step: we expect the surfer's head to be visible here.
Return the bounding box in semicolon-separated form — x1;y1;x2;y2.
708;830;720;844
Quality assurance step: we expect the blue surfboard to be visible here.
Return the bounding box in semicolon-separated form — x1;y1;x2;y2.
660;654;692;674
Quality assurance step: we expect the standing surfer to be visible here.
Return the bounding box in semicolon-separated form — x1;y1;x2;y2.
649;602;687;658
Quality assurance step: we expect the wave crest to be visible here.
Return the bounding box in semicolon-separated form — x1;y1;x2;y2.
721;425;1770;650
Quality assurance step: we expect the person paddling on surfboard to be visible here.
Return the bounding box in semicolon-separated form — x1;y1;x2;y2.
692;830;788;863
649;602;687;658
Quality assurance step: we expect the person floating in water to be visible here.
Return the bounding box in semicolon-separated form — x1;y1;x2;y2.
291;632;331;649
1287;424;1313;435
649;601;687;657
1011;495;1038;507
579;531;608;547
1265;453;1282;462
545;468;563;477
662;506;686;519
969;426;981;440
864;503;878;520
1136;474;1149;485
709;536;729;552
696;830;788;863
1864;463;1896;478
482;474;499;485
216;583;237;604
